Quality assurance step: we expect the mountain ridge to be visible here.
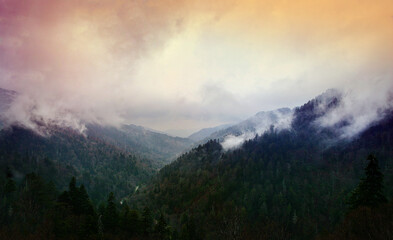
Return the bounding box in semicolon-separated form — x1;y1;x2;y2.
139;91;393;239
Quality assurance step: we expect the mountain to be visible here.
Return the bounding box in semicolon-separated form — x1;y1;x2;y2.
292;88;343;134
87;124;194;166
196;107;293;149
0;87;194;165
193;89;343;150
0;87;194;201
137;90;393;239
0;125;157;201
1;87;392;239
188;123;233;142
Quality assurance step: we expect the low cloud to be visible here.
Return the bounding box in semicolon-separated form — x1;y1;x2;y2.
221;78;393;150
316;77;393;139
221;132;255;150
0;0;392;135
221;108;293;150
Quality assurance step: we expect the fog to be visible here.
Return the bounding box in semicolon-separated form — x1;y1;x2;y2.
0;0;392;137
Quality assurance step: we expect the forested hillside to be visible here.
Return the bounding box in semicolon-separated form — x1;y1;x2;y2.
1;90;392;240
0;174;177;239
139;107;393;239
0;126;155;201
1;0;392;238
87;124;193;166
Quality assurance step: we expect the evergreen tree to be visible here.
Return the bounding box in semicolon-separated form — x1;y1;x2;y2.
78;184;95;216
180;213;197;240
68;176;79;213
120;201;131;232
155;213;171;240
349;154;387;209
120;201;140;235
4;178;16;194
127;209;141;235
102;192;119;233
142;206;153;234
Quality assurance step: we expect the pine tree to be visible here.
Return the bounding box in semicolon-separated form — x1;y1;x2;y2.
102;192;119;233
180;213;198;240
155;213;171;240
349;154;387;209
78;184;95;216
120;201;131;232
68;176;79;214
142;206;153;234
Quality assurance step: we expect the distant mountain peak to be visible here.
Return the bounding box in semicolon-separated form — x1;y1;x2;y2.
188;123;234;142
291;89;342;131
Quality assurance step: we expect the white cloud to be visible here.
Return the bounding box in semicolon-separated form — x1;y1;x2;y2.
317;76;393;138
0;0;392;135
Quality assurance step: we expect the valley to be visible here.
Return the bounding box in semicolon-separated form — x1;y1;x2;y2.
1;88;392;239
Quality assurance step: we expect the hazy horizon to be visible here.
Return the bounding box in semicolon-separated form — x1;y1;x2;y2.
1;0;392;137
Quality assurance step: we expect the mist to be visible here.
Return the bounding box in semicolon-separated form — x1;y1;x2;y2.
316;78;393;139
0;0;392;136
221;108;294;150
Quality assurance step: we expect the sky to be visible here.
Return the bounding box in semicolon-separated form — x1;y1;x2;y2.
0;0;392;137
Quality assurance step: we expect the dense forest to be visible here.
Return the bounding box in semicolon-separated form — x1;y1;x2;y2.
0;126;156;201
134;102;393;239
1;140;392;239
0;172;176;240
141;137;392;239
1;93;393;239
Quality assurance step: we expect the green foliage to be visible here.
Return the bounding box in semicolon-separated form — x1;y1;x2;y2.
179;213;199;240
319;200;393;240
140;119;393;240
0;127;156;202
155;213;171;240
1;102;393;240
142;206;154;235
88;124;194;166
119;201;141;235
0;174;177;240
348;154;387;209
52;177;97;239
321;155;392;240
102;192;119;233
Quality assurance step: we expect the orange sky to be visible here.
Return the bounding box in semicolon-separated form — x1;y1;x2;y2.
0;0;392;136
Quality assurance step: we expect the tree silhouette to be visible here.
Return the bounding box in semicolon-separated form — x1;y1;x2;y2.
142;206;153;234
155;212;171;240
349;154;387;209
102;192;119;233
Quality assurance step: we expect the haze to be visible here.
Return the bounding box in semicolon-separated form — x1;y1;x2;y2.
0;0;392;137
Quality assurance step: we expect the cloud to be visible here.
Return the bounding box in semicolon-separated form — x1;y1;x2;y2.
0;0;392;135
221;108;294;150
221;132;255;150
316;77;393;138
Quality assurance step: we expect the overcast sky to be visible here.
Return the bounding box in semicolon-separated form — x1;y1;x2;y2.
0;0;392;137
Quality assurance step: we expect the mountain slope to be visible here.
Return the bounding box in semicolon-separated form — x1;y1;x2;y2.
0;125;156;201
194;89;343;149
139;93;393;239
196;107;293;149
0;87;194;167
87;124;194;166
188;123;233;142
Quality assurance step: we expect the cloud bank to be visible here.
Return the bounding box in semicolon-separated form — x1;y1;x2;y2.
316;78;393;139
221;108;294;150
0;0;392;136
